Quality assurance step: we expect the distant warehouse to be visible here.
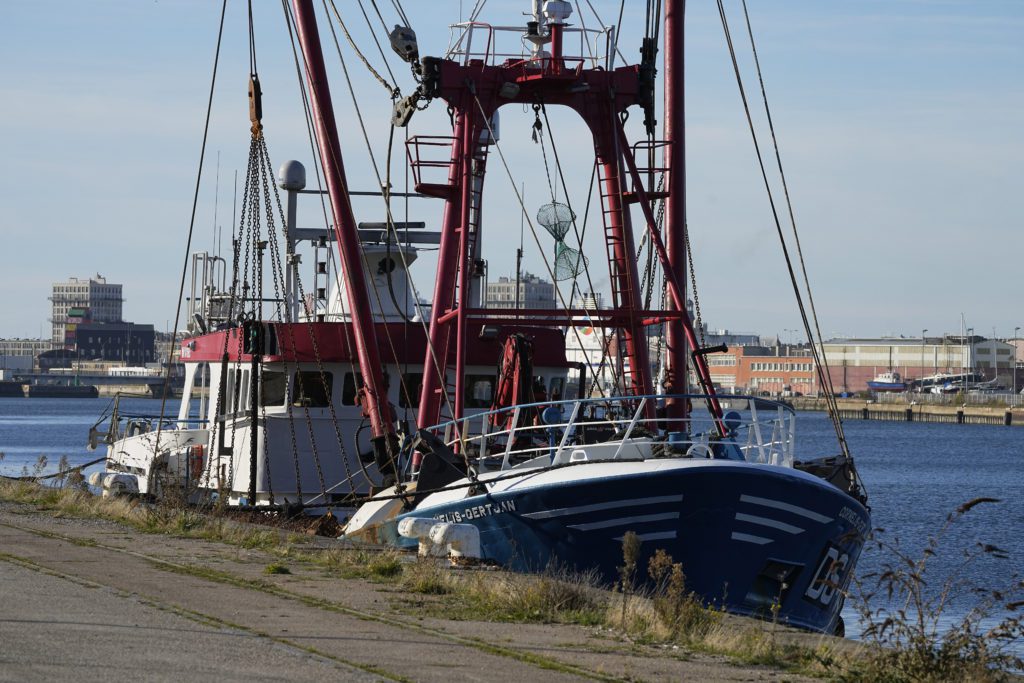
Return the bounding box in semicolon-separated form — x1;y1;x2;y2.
816;335;1015;393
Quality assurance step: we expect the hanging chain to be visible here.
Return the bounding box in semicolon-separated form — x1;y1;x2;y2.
260;142;363;503
685;224;706;348
532;103;560;205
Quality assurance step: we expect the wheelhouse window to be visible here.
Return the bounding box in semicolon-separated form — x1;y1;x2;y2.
224;368;237;414
549;377;565;401
261;371;287;407
342;372;362;406
237;370;250;412
398;373;423;409
293;371;333;407
464;374;495;408
342;370;390;407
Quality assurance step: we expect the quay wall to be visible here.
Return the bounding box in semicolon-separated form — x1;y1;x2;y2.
791;397;1020;427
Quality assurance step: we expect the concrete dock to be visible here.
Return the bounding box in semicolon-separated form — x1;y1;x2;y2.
791;397;1021;426
0;501;825;682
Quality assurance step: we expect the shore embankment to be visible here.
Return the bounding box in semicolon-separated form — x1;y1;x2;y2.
791;397;1022;426
0;481;856;682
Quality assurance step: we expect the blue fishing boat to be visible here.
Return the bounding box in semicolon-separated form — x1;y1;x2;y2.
343;0;870;635
348;396;867;633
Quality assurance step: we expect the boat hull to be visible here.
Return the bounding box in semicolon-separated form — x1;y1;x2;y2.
386;460;868;633
867;381;905;392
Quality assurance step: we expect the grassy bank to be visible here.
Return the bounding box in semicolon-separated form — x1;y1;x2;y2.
2;478;1021;681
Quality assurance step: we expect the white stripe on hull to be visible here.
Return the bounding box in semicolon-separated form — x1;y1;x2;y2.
739;494;832;523
731;532;773;545
734;512;804;534
568;512;680;532
523;495;683;520
613;530;678;542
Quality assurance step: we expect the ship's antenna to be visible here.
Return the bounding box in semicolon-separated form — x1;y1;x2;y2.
227;169;238;261
515;183;525;316
212;150;220;255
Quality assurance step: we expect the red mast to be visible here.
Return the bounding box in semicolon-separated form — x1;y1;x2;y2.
409;2;723;435
291;0;398;474
663;0;689;421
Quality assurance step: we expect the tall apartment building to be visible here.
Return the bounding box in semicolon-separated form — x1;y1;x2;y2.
50;275;124;347
485;272;556;310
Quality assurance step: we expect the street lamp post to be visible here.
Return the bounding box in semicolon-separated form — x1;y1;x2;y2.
1014;326;1020;397
966;328;974;394
921;329;928;392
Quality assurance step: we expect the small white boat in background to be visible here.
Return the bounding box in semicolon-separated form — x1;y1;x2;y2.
867;370;906;392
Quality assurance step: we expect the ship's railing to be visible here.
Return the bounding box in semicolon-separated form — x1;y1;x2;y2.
629;140;671;200
418;394;796;472
445;21;615;69
406;135;455;196
87;392;208;450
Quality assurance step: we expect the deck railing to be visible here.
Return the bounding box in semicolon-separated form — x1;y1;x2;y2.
87;392;208;449
445;21;615;69
420;394;796;472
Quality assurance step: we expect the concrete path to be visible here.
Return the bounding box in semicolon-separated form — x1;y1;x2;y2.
0;504;819;682
0;559;374;682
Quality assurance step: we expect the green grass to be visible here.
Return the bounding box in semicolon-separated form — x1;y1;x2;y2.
0;478;296;553
18;478;1022;680
0;478;831;674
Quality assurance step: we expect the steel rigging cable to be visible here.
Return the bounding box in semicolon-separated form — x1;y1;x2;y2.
153;0;228;465
716;0;858;485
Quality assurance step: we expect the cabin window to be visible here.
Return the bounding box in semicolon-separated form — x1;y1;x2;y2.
549;377;565;401
261;371;287;407
342;373;362;406
341;370;390;406
399;373;423;408
293;371;333;407
463;374;495;408
238;370;250;411
228;368;241;413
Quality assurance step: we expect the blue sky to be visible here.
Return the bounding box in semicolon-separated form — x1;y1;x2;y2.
1;1;1021;341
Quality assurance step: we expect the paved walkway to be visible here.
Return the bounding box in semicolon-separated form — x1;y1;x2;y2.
0;503;821;682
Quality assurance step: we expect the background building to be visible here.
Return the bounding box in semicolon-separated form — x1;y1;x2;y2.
50;275;124;348
74;322;155;364
817;335;1016;392
706;344;816;395
0;354;33;379
575;291;604;311
701;326;761;348
485;272;556;310
0;338;51;357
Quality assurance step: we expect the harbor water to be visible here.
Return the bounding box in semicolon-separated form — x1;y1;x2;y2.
1;396;1021;645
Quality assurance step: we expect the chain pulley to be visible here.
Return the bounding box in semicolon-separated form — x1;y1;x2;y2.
248;74;263;137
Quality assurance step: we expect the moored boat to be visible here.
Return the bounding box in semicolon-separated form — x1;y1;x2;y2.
86;0;871;635
341;0;870;635
346;396;867;633
867;370;906;392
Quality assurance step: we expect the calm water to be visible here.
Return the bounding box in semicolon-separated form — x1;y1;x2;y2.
797;410;1023;641
1;397;1021;642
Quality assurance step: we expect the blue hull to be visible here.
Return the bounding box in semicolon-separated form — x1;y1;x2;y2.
388;462;868;633
867;381;906;392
